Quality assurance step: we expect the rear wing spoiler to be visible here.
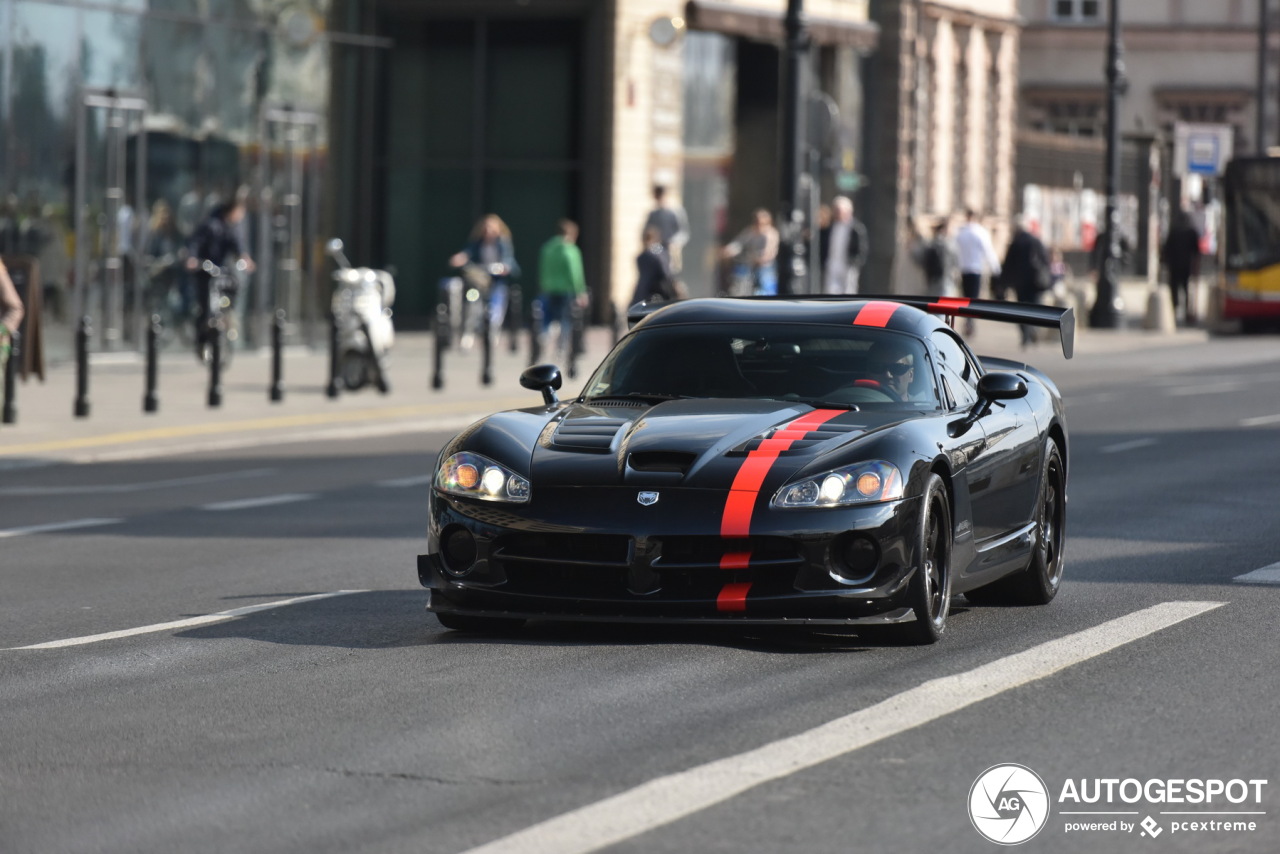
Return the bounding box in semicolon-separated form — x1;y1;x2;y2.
861;295;1075;359
627;295;1075;359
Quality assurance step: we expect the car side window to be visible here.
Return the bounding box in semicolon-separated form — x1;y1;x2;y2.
930;330;979;410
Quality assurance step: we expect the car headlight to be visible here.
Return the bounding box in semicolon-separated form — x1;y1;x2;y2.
772;460;904;508
436;452;531;503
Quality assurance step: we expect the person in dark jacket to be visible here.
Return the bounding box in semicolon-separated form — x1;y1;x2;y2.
1161;209;1202;325
1000;217;1050;348
449;213;521;340
185;199;255;355
631;225;674;306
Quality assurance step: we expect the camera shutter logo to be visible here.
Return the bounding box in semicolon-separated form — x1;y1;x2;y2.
968;764;1051;845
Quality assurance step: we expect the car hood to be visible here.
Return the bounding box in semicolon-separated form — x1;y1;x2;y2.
504;398;909;489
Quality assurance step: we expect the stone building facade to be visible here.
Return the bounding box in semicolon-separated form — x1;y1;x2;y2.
864;0;1021;295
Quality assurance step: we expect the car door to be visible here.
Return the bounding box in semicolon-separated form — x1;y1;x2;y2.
931;330;1040;546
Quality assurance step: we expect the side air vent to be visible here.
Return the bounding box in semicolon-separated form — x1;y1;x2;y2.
628;451;696;474
553;417;629;452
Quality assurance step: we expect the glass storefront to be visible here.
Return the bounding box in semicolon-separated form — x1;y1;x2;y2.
0;0;352;353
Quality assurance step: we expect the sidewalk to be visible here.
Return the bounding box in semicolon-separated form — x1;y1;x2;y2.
1;282;1202;469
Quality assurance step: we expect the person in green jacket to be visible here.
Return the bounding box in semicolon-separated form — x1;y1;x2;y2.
537;219;588;357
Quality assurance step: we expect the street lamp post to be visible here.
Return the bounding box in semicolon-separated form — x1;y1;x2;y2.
779;0;810;295
1259;0;1270;153
1089;0;1126;329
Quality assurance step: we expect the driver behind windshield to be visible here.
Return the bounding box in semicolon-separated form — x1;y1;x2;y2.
868;339;919;402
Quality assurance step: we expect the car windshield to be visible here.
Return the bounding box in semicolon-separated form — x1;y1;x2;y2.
582;323;941;411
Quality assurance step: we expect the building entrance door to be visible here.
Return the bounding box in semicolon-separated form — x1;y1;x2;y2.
258;106;322;345
75;91;147;351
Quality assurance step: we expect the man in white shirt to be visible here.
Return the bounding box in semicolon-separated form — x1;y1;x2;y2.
954;208;1002;334
819;196;868;295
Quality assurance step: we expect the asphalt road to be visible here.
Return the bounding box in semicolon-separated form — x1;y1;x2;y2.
3;332;1280;854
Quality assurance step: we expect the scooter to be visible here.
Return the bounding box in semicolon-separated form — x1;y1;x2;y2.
326;238;395;393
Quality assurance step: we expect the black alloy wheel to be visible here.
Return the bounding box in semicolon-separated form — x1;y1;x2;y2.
896;473;953;645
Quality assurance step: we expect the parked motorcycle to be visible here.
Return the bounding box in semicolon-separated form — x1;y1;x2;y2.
326;238;395;393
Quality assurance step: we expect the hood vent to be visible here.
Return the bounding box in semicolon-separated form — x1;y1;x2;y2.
552;417;630;452
628;451;696;474
733;421;864;454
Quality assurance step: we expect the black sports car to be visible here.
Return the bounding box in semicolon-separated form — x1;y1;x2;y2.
418;296;1072;644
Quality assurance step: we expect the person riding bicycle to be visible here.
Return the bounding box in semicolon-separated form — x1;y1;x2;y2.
185;198;255;357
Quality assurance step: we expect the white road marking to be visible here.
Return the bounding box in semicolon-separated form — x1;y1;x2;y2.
201;493;315;511
1241;413;1280;428
0;518;122;539
1234;563;1280;585
458;601;1225;854
7;591;367;650
1165;382;1249;396
0;468;276;496
378;475;434;488
1099;438;1157;454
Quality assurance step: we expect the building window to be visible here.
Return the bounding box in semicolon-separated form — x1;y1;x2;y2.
1024;96;1103;137
1052;0;1101;22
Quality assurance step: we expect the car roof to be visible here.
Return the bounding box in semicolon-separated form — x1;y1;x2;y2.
631;297;948;340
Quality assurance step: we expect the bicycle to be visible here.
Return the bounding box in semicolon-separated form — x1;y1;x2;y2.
196;259;245;369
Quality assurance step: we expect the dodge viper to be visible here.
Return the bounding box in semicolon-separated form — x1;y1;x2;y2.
418;295;1072;644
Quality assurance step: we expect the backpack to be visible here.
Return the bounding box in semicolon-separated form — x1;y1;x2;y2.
923;242;945;281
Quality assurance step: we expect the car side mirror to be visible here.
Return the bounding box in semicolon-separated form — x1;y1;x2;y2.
976;371;1028;402
950;371;1028;437
521;363;563;406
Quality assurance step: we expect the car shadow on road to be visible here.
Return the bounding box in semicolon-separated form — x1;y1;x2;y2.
173;589;927;654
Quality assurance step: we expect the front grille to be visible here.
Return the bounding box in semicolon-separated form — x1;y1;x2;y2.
656;535;802;568
494;532;632;566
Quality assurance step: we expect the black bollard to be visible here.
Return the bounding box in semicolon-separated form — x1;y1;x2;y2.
506;283;522;354
480;309;493;387
2;328;19;424
568;300;585;379
326;311;340;399
270;309;285;402
143;314;160;413
611;301;623;346
74;316;91;418
432;303;447;391
528;298;544;366
207;321;222;408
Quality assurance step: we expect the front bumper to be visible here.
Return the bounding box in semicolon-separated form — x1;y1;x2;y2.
420;486;922;625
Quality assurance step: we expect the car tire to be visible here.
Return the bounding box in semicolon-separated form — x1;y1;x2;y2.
893;473;953;645
435;612;525;634
966;439;1066;606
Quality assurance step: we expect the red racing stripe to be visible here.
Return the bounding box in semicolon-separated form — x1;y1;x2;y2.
717;582;752;612
852;301;901;328
716;409;843;611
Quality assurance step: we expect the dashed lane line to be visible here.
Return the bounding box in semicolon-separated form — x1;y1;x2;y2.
457;601;1225;854
1234;564;1280;585
1099;438;1158;454
0;518;123;539
377;475;435;488
200;493;316;512
6;591;368;650
0;467;276;496
1241;413;1280;428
